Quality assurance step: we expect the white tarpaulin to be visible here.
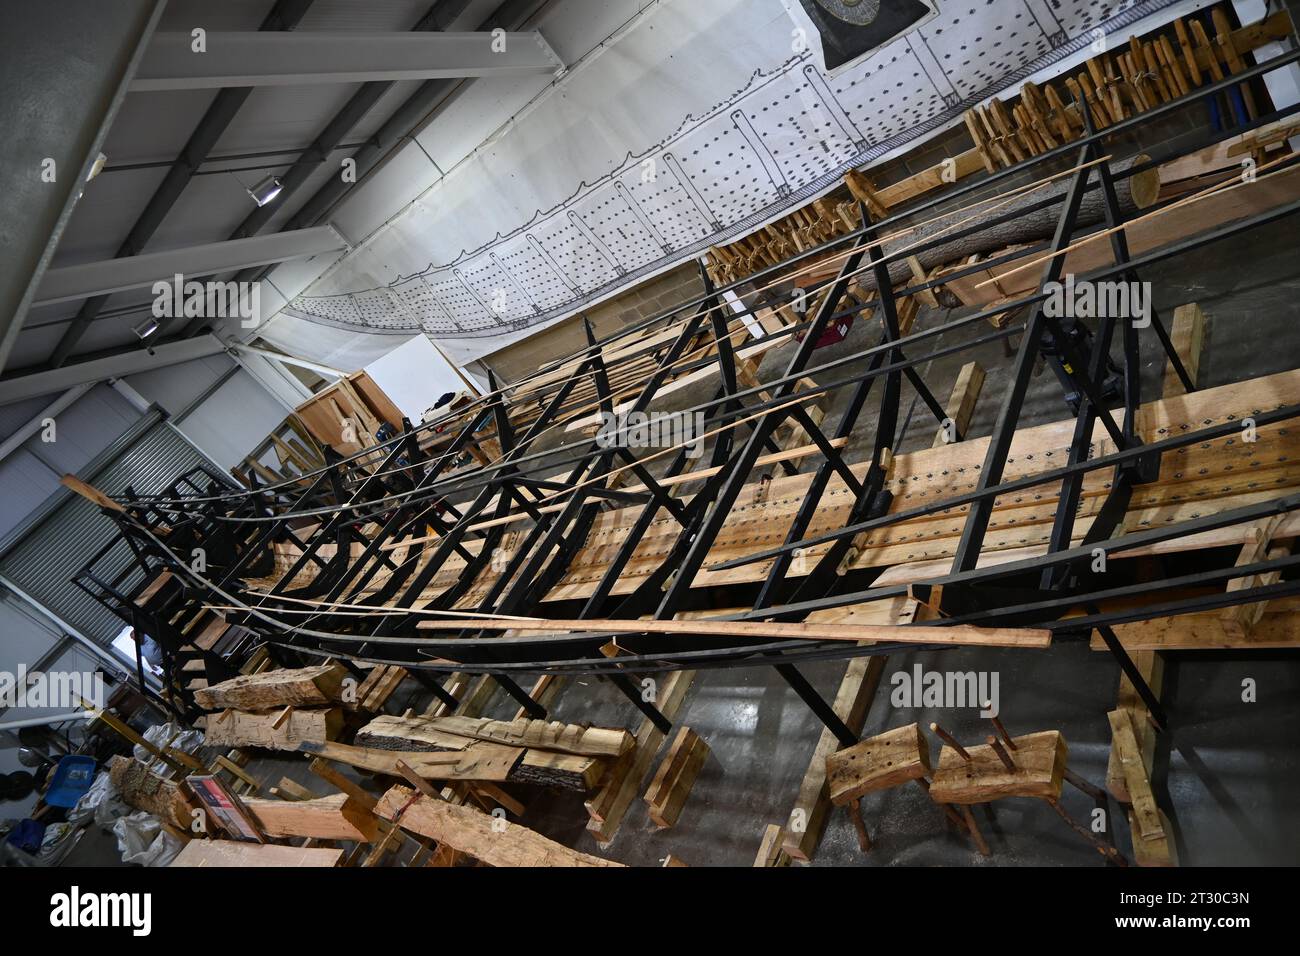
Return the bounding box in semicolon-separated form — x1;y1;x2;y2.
280;0;1182;364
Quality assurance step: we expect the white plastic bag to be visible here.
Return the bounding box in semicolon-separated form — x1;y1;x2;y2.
133;721;203;765
112;810;183;866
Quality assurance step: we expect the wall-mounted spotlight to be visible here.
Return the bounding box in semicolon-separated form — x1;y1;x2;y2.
134;316;160;355
246;173;283;207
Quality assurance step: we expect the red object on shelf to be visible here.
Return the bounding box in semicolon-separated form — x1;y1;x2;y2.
797;315;853;349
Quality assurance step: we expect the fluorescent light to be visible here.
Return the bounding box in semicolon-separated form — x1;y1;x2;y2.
133;317;160;340
247;174;283;207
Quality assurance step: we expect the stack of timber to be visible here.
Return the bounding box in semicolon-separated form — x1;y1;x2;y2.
195;663;348;750
643;726;710;829
341;713;631;791
702;9;1288;287
940;125;1300;311
961;10;1286;173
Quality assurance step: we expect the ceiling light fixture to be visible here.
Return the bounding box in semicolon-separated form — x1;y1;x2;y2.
246;173;283;207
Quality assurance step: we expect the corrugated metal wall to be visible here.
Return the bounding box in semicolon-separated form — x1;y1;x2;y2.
0;420;215;646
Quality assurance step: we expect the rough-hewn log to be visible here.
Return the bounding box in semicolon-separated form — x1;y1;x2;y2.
202;706;342;749
108;756;195;829
298;739;521;782
359;713;632;758
376;785;623;867
854;156;1155;299
194;663;348;711
507;750;604;791
241;792;380;842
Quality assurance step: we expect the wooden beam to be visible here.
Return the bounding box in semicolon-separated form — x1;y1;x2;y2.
643;726;709;829
415;615;1052;648
933;361;986;448
782;655;887;861
171;840;344;867
203;707;342;750
360;713;633;758
376;785;623;867
241;793;380;842
194;663;348;711
298;739;521;783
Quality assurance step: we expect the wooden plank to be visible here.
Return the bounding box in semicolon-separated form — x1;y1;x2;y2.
782;655;887;861
242;792;380;842
416;615;1051;648
60;475;125;512
929;730;1067;804
1096;607;1300;650
171;839;343;867
1107;710;1165;843
933;361;986;447
376;786;623;867
361;714;632;758
194;663;348;711
299;739;521;783
202;707;342;750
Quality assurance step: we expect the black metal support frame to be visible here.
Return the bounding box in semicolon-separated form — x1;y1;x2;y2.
73;51;1300;751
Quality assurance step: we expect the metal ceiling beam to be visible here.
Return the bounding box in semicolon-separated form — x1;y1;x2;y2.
0;335;227;406
33;227;348;309
43;0;317;372
133;30;562;90
218;0;544;309
176;0;485;338
0;0;166;376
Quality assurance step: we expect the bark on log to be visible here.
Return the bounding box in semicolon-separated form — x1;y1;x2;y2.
860;156;1154;297
507;750;604;792
108;755;194;828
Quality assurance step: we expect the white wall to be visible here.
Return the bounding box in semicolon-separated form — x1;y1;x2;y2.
0;383;140;542
124;352;298;470
173;368;291;470
364;334;467;424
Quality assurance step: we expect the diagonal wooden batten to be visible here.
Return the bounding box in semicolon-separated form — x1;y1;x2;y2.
413;615;1050;648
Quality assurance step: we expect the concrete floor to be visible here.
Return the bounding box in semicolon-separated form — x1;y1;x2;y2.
61;193;1300;869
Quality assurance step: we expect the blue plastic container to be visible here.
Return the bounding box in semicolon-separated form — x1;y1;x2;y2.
44;755;97;808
